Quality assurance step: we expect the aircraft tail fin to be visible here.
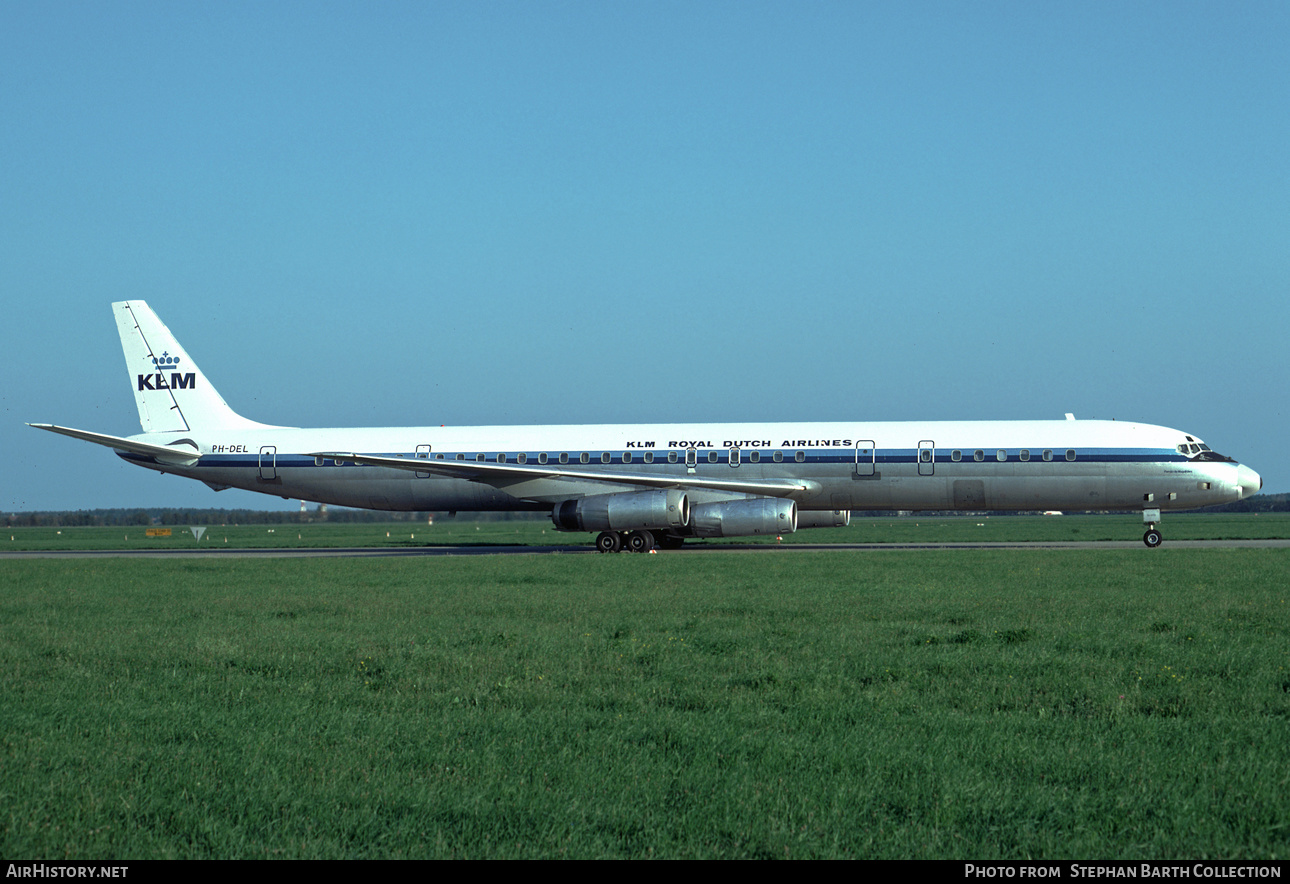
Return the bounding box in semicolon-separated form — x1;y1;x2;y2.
114;301;271;433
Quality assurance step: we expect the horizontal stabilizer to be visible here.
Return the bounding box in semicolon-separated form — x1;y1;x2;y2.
28;423;201;467
314;450;814;498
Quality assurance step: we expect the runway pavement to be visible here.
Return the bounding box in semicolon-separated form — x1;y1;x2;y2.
4;539;1289;558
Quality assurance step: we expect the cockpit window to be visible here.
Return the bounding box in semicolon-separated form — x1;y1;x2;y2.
1179;440;1232;462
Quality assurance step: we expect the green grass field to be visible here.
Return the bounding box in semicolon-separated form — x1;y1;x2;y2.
2;541;1287;858
6;511;1290;551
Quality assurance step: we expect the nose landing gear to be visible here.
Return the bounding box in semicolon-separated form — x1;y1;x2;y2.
1143;507;1162;548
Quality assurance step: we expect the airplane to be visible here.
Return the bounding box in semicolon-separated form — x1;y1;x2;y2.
30;301;1262;551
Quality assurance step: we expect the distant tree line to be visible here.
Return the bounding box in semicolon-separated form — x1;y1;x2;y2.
3;507;547;528
1200;492;1289;513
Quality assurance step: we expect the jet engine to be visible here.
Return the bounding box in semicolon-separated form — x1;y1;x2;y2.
552;489;690;533
688;498;797;537
796;509;850;529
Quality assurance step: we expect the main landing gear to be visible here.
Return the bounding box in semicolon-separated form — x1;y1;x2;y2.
1143;507;1163;548
595;530;686;553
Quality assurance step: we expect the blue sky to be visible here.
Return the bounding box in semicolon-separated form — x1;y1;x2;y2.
3;1;1287;511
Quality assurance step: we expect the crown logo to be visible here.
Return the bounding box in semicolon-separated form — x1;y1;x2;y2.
151;351;182;370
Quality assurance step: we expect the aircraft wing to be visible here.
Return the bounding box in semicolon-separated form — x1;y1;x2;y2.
28;423;202;467
315;451;815;498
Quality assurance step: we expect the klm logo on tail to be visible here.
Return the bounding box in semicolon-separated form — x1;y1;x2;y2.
138;351;196;391
138;373;196;390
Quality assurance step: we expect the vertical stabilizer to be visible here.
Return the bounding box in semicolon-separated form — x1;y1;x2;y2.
114;301;271;432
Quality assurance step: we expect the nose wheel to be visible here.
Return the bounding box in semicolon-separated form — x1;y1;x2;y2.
1143;528;1162;548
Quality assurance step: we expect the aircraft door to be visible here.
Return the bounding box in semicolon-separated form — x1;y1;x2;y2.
415;444;431;478
259;446;277;480
855;440;875;477
917;440;935;476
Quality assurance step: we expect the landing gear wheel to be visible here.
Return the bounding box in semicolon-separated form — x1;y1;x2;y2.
1143;529;1162;548
596;531;622;553
626;530;656;553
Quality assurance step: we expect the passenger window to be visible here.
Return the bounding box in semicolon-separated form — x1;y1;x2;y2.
795;451;805;463
601;452;611;464
517;453;526;464
559;453;568;464
643;452;653;464
315;456;324;466
1042;450;1052;462
476;454;485;462
951;450;962;462
580;453;590;464
435;453;444;460
773;451;783;463
622;452;632;463
538;453;547;464
497;453;506;463
686;449;697;467
974;450;985;462
996;450;1006;462
667;451;677;464
1066;449;1076;462
707;451;719;463
920;449;933;463
1019;450;1030;462
455;453;465;461
749;451;760;463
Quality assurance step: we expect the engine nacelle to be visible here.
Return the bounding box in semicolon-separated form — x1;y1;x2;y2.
688;498;797;538
552;489;690;533
796;509;851;529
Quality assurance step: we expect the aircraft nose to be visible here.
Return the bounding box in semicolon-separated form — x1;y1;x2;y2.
1236;464;1262;499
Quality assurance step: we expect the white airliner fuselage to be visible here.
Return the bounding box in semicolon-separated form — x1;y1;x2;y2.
31;302;1262;551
